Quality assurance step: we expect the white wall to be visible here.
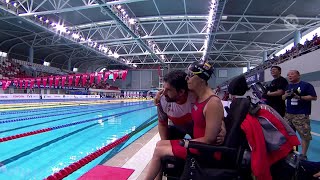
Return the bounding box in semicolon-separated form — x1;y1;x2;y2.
264;49;320;121
208;67;243;88
264;49;320;81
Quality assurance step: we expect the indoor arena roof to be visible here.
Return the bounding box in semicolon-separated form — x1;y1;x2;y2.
0;0;320;71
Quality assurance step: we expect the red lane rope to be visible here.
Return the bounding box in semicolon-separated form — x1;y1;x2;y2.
0;128;52;142
45;134;130;180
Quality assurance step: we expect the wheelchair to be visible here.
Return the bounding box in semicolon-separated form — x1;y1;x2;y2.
161;75;299;180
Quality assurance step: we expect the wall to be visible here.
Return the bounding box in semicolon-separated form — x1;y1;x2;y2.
105;68;243;90
208;67;243;88
264;49;320;121
106;69;160;90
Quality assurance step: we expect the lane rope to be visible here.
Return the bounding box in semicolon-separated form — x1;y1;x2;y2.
45;117;158;180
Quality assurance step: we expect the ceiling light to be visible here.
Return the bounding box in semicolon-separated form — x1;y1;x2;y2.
202;0;218;60
54;24;67;33
113;53;120;58
129;18;135;24
72;33;80;39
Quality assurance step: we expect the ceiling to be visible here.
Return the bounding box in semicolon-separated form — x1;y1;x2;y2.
0;0;320;72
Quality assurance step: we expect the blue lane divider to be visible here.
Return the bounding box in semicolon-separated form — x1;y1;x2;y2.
50;106;152;130
0;102;117;116
0;101;137;115
0;103;147;124
0;102;142;120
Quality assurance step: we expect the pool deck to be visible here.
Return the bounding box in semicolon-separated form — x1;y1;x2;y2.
103;126;159;180
102;121;320;180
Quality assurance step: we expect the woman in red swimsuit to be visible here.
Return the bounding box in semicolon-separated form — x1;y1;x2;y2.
145;61;224;180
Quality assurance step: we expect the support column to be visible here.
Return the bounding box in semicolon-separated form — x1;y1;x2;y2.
247;62;251;72
294;30;301;46
68;59;71;71
29;47;34;63
263;51;268;62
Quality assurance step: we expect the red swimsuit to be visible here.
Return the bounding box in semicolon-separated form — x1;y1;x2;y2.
170;95;216;159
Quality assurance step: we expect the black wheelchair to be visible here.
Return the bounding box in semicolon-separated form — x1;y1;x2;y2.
160;75;301;180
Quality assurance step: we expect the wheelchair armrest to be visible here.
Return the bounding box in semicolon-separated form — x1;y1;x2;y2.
180;140;237;153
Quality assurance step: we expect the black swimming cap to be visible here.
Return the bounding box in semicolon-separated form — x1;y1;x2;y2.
187;61;214;81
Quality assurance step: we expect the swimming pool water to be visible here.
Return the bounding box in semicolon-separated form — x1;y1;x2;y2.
0;100;157;180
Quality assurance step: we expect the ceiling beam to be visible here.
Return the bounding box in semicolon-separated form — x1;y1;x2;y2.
18;0;148;17
94;0;165;65
0;1;132;68
116;50;275;57
129;60;261;65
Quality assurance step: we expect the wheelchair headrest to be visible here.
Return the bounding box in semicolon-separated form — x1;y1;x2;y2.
228;75;249;96
224;97;251;148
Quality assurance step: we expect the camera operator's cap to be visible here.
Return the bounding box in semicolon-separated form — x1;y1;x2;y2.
187;61;214;81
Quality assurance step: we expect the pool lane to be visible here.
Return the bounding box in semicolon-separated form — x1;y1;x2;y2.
0;102;157;180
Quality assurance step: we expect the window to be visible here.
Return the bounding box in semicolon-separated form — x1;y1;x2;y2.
218;69;227;78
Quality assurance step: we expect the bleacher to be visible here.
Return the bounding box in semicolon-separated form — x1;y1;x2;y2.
11;58;72;75
219;34;320;87
0;58;29;80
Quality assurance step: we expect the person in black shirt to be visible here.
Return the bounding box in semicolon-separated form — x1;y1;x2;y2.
264;66;288;117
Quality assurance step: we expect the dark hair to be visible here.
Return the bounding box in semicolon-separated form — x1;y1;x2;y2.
271;66;281;72
163;70;188;92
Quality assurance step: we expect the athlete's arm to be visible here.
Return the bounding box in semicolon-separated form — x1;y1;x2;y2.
157;103;169;140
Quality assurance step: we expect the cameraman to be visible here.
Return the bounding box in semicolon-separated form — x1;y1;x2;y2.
282;70;317;160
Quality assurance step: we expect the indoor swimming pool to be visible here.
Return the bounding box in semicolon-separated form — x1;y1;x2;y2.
0;100;157;180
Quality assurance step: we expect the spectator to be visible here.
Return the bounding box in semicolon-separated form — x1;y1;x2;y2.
264;66;288;117
282;70;317;160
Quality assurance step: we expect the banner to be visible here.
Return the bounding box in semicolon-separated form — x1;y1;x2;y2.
246;71;265;85
113;71;119;81
82;74;88;87
121;70;128;81
36;78;41;88
89;73;95;85
30;79;35;89
104;71;110;81
24;79;28;89
97;73;102;84
19;79;23;89
61;76;67;88
75;75;81;87
42;77;47;88
13;79;18;88
55;76;60;88
2;80;11;90
68;76;73;87
0;94;40;100
49;77;54;88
